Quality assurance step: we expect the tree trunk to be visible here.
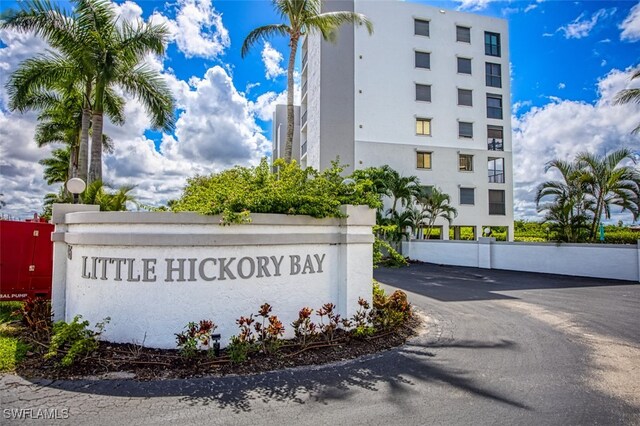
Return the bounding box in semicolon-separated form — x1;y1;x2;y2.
77;99;91;183
88;81;105;185
88;111;103;185
284;36;299;163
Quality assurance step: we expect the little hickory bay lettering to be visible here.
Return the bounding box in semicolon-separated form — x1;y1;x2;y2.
79;254;327;282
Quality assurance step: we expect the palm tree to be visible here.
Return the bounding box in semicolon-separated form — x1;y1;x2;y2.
72;0;175;184
2;0;95;182
3;0;175;185
39;147;71;185
384;170;420;217
241;0;373;162
613;68;640;134
416;187;458;240
536;159;592;243
82;180;138;211
576;149;640;241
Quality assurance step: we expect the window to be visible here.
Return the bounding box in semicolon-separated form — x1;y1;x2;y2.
416;118;431;135
456;26;471;43
458;89;473;106
488;157;505;183
459;122;473;138
485;62;502;88
416;84;431;102
460;188;475;205
487;125;503;150
417;152;432;169
415;19;430;36
459;154;473;172
487;94;503;119
415;51;430;69
420;185;434;197
485;31;501;57
489;190;506;215
457;57;472;74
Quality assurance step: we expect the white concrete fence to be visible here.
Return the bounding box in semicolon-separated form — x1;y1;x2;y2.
403;238;640;282
51;204;375;349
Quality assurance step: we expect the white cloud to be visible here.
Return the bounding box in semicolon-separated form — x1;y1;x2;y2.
149;0;230;59
558;9;611;39
456;0;493;12
557;82;566;89
501;7;519;16
512;67;640;221
601;59;607;67
524;4;538;13
620;2;640;42
261;42;286;80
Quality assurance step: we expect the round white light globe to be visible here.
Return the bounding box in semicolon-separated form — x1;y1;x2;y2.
66;178;86;194
483;227;491;236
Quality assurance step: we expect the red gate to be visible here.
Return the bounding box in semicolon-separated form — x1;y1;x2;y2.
0;220;54;301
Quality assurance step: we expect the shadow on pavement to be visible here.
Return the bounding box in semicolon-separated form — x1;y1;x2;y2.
374;263;632;302
20;337;528;413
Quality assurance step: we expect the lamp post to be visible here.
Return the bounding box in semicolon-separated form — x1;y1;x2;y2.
545;226;550;241
66;178;86;204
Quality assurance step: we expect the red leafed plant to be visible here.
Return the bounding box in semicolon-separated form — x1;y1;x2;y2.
254;303;284;353
175;319;218;357
13;297;52;341
316;303;341;343
291;307;317;347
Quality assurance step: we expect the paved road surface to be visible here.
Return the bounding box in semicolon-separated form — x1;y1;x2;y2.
2;263;638;425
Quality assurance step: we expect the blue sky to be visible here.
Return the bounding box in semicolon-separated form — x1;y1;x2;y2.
0;0;639;221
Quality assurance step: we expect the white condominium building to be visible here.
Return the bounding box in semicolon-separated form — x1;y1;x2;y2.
274;0;514;240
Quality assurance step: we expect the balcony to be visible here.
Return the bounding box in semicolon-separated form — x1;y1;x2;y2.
301;141;307;156
301;80;307;99
301;110;307;128
301;52;308;71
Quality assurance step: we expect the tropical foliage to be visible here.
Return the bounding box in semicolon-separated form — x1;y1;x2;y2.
172;158;381;221
614;68;640;134
241;0;373;162
536;149;640;242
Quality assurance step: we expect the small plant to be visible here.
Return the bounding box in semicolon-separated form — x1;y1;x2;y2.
45;315;109;367
351;298;375;338
291;307;317;348
316;303;342;343
371;287;412;331
254;303;285;354
12;297;52;341
175;320;218;358
227;315;257;363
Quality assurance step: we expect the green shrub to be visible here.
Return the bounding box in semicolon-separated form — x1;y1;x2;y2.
175;320;217;358
371;284;412;331
46;315;109;367
172;158;381;222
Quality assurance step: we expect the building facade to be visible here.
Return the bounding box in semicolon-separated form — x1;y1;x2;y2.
274;0;514;240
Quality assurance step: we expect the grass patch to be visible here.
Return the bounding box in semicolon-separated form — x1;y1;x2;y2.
0;301;29;372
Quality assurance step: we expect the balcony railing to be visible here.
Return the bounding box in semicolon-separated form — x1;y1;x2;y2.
487;138;503;151
301;110;307;127
302;52;308;70
301;80;307;97
301;141;307;156
488;172;505;183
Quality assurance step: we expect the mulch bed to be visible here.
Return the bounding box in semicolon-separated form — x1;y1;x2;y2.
15;317;421;381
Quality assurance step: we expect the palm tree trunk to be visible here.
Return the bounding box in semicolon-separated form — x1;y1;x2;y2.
88;111;103;185
284;36;298;163
89;81;105;185
77;81;92;183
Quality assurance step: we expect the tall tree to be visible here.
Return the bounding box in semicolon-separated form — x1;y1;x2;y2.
576;149;640;241
3;0;175;185
2;0;95;182
72;0;175;184
416;187;458;240
613;68;640;134
241;0;373;162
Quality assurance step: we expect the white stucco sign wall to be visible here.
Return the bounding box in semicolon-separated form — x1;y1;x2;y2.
51;205;375;349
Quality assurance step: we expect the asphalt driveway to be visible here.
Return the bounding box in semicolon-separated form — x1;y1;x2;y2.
1;263;638;425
